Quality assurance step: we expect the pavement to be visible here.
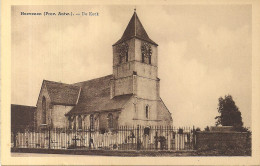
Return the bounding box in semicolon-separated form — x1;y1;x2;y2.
11;152;102;157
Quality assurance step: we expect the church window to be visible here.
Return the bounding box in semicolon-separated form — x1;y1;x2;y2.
42;96;47;124
73;117;76;130
117;42;129;64
108;113;113;129
68;117;72;129
145;105;149;119
141;43;152;64
90;114;94;130
78;116;82;130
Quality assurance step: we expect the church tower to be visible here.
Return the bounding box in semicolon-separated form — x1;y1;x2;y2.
111;11;160;102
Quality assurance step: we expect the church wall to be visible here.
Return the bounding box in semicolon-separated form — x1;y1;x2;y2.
157;99;173;126
118;96;172;127
127;98;172;126
118;96;172;126
134;98;159;126
134;39;158;68
113;38;135;66
83;114;90;128
67;112;120;131
134;39;158;79
134;62;157;79
82;114;98;129
113;61;135;78
114;76;133;96
98;111;120;131
51;105;73;128
136;76;158;100
118;97;136;126
36;82;52;128
136;99;157;120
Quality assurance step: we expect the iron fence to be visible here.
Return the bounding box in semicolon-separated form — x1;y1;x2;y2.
11;126;196;151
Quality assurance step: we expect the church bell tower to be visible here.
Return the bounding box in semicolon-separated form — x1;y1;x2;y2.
110;10;160;101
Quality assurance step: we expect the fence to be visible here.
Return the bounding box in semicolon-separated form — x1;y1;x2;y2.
11;126;196;151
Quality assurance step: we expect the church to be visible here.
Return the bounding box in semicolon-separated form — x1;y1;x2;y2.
35;11;173;131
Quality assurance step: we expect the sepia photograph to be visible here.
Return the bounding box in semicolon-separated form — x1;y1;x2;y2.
1;1;260;165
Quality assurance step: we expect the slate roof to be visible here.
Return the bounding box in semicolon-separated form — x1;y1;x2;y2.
11;104;36;129
66;75;133;116
113;11;158;46
44;80;81;106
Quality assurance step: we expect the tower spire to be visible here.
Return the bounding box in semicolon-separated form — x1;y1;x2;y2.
113;11;158;46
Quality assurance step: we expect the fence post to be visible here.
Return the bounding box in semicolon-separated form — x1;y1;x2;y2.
155;129;158;150
89;127;92;148
48;127;51;149
192;126;196;150
137;125;141;150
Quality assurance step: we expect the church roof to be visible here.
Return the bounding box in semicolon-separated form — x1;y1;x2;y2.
44;80;81;106
113;11;158;46
66;75;133;116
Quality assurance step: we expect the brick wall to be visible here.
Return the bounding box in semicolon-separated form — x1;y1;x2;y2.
196;131;248;151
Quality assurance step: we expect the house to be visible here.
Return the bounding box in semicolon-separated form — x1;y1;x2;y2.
35;11;173;131
11;104;36;131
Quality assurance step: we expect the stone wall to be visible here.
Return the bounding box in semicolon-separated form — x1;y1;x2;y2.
136;76;158;100
36;82;52;128
156;99;173;126
51;105;73;128
98;111;120;131
114;76;133;96
196;131;248;151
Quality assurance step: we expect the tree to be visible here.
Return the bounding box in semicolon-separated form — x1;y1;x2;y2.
204;126;210;131
215;95;243;130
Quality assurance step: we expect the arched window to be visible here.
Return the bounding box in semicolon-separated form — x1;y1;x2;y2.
42;96;47;124
78;116;82;130
145;105;149;119
68;116;72;129
148;55;151;64
117;42;129;64
142;52;145;63
141;43;152;64
73;117;76;130
108;113;113;129
90;114;94;130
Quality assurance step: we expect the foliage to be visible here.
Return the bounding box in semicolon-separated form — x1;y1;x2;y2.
215;95;244;130
195;127;201;131
204;126;210;131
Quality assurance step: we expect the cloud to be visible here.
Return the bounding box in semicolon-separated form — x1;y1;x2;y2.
12;6;121;105
159;24;251;128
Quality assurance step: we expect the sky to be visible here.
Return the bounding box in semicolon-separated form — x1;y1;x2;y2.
11;5;252;128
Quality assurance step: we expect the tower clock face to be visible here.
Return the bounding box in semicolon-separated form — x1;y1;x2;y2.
141;42;152;57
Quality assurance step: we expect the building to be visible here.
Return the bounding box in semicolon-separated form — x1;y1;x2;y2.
35;11;173;131
11;104;36;131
